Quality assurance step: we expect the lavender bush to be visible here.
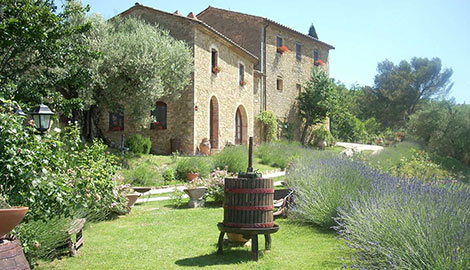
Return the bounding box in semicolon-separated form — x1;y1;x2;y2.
286;152;381;228
335;179;470;269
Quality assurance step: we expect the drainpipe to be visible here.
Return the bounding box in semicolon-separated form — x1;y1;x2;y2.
261;23;269;111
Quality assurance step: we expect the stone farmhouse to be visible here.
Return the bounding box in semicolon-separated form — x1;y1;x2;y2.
100;3;334;154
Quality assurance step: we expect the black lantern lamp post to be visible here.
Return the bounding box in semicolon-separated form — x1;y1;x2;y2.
30;103;54;133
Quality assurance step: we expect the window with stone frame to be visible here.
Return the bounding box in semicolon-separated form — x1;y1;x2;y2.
276;36;283;53
239;63;245;85
296;43;302;61
109;110;124;131
277;77;283;92
150;102;167;130
314;49;319;64
211;48;218;74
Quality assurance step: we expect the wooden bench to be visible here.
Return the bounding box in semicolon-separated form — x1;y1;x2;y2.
67;218;86;257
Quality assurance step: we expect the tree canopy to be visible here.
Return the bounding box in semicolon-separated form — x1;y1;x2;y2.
360;57;453;128
0;0;194;139
297;68;338;144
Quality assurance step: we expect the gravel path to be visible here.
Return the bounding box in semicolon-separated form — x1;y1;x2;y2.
336;142;384;157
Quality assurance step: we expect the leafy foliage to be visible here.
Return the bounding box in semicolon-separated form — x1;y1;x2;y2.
94;17;193;128
202;170;228;204
0;99;127;222
361;57;453;128
298;68;338;144
311;126;335;147
407;101;470;164
125;134;152;154
256;111;278;142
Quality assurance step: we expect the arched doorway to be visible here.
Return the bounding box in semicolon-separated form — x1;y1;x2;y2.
210;96;219;149
235;105;248;145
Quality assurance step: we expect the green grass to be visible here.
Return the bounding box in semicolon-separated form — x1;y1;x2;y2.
363;141;421;171
37;200;348;270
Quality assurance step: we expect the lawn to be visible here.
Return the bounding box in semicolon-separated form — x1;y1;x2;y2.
37;200;348;270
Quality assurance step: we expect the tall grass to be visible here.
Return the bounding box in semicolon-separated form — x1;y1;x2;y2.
364;141;421;171
212;145;247;173
256;141;304;169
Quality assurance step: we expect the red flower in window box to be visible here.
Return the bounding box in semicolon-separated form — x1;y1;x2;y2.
151;120;165;130
212;66;221;74
277;45;289;54
315;59;325;66
239;80;247;86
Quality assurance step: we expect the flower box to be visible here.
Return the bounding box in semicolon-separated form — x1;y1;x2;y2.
239;80;247;87
212;66;221;74
276;45;289;54
314;59;325;66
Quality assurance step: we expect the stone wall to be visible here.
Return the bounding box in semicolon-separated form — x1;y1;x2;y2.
193;27;257;150
264;24;330;139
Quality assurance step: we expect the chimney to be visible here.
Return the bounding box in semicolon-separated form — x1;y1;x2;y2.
187;12;197;20
173;10;182;16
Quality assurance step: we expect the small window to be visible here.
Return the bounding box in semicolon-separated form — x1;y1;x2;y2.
296;84;302;94
276;78;283;91
276;36;283;47
254;78;259;95
314;49;319;64
109;111;124;131
296;43;301;61
239;63;245;86
151;102;167;130
211;48;218;73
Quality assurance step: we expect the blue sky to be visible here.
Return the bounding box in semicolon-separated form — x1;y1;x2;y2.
60;0;470;103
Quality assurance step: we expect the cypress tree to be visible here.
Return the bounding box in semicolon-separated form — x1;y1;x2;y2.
308;23;318;39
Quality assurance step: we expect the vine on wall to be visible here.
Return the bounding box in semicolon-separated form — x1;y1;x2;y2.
256;111;278;142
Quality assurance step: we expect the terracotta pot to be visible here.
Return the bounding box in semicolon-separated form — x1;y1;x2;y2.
227;233;248;244
199;138;211;156
125;193;141;209
0;207;28;238
186;172;199;182
183;187;207;200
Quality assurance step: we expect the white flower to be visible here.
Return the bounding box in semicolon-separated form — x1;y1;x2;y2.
54;127;61;133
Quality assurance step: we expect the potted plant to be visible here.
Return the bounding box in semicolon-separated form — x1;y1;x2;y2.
239;80;247;87
183;178;207;208
0;197;28;238
276;45;289;54
212;66;222;74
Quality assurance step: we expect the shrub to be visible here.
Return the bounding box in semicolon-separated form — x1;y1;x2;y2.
287;153;382;228
162;168;176;184
336;179;470;269
0;107;127;222
256;111;278;142
203;169;228;204
256;141;303;170
175;157;212;180
122;163;158;186
310;126;335;147
212;145;247;173
125;134;152;154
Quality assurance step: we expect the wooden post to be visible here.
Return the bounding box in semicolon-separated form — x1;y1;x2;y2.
248;136;253;172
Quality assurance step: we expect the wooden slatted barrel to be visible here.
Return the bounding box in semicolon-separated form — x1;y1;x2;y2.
223;173;274;228
0;237;30;270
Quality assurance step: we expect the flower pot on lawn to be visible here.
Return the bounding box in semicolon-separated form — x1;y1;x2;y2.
186;172;199;182
183;187;207;208
125;193;141;209
0;207;28;238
